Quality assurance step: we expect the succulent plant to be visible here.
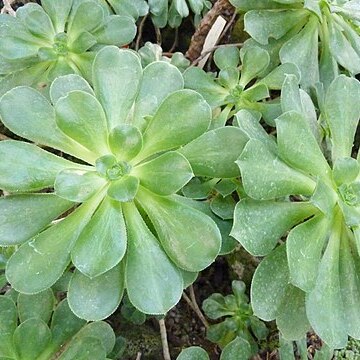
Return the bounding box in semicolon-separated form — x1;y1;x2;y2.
184;45;300;126
0;46;245;320
231;75;360;348
202;280;268;358
231;0;360;90
0;289;118;359
0;0;136;96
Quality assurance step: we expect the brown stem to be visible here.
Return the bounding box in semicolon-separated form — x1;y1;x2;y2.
182;287;209;329
135;15;148;51
185;0;235;62
1;0;16;16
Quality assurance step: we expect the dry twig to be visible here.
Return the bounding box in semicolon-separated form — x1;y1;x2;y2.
159;318;171;360
135;15;148;51
185;0;235;62
182;286;209;329
135;352;142;360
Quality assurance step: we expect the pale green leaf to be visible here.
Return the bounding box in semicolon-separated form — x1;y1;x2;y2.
58;338;107;360
134;151;193;195
279;16;319;89
240;46;270;87
6;193;103;294
68;264;124;321
17;289;55;323
50;74;94;105
287;215;329;292
259;63;300;90
179;127;247;178
55;91;110;157
139;90;211;160
0;140;84;192
13;318;51;359
55;169;106;202
231;198;316;256
324;75;360;161
0;194;73;246
93;15;136;46
0;87;95;163
306;215;347;349
72;198;127;278
133;61;184;131
0;296;17;358
177;346;210;360
214;46;240;70
108;125;143;161
276;111;330;178
123;202;183;314
244;9;309;45
136;188;221;272
276;285;310;340
237;139;316;200
107;175;139;202
93;47;142;130
220;337;252;360
251;244;289;320
50;299;86;348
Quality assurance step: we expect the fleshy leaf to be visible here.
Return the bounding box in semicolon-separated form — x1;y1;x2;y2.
93;46;142;130
0;194;73;246
138;90;211;160
251;244;289;321
72;198;127;278
239;46;270;87
68;264;124;321
55;90;110;157
0;297;17;357
0;87;95;163
306;215;347;349
133;61;184;131
57;337;106;360
50;74;94;105
279;16;319;89
179;127;247;178
55;169;106;202
136;188;221;272
231;198;316;256
0;140;84;192
123;202;183;314
108;125;143;161
6;193;103;294
17;289;55;323
324;75;360;161
276;111;330;178
339;229;360;340
237;139;316;200
13;318;51;359
134;151;193;195
107;175;139;202
177;346;210;360
71;321;115;355
287;215;329;292
214;46;240;70
220;337;252;360
276;285;310;340
50;299;86;348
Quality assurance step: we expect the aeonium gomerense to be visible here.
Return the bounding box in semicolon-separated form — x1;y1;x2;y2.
0;46;246;320
230;0;360;90
231;75;360;348
0;0;136;97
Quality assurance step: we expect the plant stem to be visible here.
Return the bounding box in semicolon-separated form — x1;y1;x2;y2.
189;285;209;328
159;318;171;360
1;0;15;16
182;287;209;329
135;352;142;360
